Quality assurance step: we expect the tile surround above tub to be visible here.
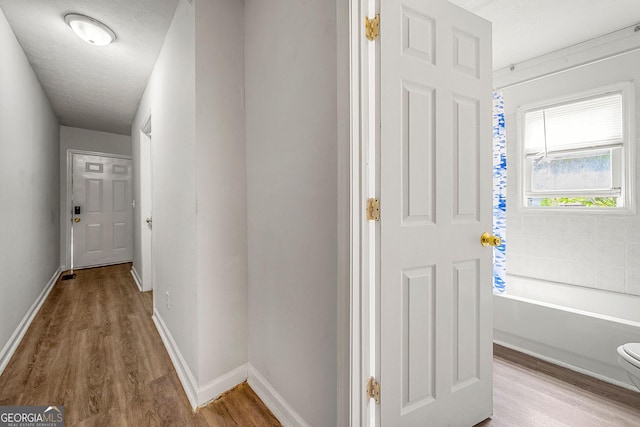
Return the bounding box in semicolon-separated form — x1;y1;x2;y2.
627;270;640;296
545;215;570;236
628;243;640;269
565;239;596;263
596;242;626;268
596;217;630;242
564;216;597;239
521;215;547;235
506;214;522;235
595;265;626;293
628;219;640;243
566;263;597;288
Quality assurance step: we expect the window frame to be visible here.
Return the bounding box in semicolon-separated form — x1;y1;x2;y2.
516;81;636;214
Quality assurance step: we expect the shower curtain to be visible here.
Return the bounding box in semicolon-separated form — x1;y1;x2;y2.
493;91;506;293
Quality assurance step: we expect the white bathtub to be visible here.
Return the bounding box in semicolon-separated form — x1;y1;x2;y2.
494;275;640;389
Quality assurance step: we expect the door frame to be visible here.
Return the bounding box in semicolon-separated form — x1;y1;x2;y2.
347;0;379;425
64;149;133;271
138;114;153;292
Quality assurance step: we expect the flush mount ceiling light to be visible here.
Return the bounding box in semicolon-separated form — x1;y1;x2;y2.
64;13;116;46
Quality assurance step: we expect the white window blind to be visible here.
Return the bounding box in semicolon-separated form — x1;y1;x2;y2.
524;92;623;154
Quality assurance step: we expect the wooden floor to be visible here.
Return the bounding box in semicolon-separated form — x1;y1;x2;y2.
1;263;640;426
477;344;640;426
0;264;280;426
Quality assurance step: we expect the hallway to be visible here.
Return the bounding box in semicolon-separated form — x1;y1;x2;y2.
0;264;280;426
1;264;640;425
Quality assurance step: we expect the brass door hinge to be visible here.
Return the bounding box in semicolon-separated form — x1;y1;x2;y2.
365;14;380;41
367;198;380;221
366;376;380;404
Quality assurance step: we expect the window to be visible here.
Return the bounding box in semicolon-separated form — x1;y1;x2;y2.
519;82;635;210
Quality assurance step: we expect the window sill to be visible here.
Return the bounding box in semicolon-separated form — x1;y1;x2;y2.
516;204;635;215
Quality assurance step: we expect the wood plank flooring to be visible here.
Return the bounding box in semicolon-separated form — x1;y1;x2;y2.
0;264;280;426
2;263;640;426
477;344;640;427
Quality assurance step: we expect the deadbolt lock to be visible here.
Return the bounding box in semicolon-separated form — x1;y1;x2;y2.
480;232;501;247
73;217;81;223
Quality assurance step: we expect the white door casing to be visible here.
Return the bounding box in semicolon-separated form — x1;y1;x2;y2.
140;118;153;291
378;0;493;425
72;153;134;269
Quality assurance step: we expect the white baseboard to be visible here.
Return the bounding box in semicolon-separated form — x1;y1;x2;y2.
152;309;199;408
130;267;143;292
248;365;310;427
0;267;61;376
197;363;249;407
152;309;250;410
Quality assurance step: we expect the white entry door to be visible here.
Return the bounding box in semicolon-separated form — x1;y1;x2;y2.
378;0;493;425
72;153;133;268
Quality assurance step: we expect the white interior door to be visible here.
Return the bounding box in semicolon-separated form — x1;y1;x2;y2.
72;153;134;269
378;0;493;425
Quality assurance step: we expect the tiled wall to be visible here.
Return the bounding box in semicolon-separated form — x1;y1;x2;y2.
507;214;640;295
503;50;640;296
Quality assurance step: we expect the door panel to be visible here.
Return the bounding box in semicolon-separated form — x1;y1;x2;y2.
113;180;127;212
402;265;436;409
379;0;492;425
402;82;435;225
72;154;133;268
453;95;480;222
451;259;480;389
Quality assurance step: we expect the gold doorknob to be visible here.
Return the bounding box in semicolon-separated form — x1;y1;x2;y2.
74;217;81;223
480;232;501;247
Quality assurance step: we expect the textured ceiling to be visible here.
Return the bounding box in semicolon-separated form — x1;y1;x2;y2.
451;0;640;70
1;0;638;136
0;0;178;135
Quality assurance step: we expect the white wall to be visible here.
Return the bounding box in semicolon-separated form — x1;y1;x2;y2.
133;0;200;385
60;125;131;155
132;0;346;417
335;0;351;424
132;0;248;406
0;9;60;369
504;50;640;296
245;0;339;424
59;125;131;268
194;0;248;386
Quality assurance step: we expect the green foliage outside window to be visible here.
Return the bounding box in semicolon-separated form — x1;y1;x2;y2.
539;197;617;207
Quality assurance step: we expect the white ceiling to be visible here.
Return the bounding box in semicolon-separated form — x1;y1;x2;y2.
0;0;178;135
0;0;638;136
451;0;640;70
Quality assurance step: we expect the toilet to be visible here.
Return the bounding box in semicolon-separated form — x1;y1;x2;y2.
617;343;640;391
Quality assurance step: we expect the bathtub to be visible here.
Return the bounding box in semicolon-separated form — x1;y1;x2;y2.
494;275;640;389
